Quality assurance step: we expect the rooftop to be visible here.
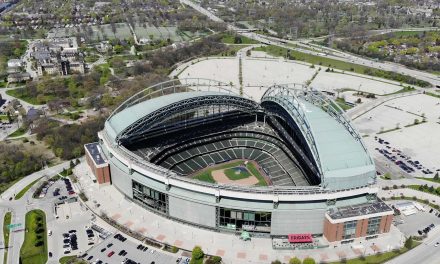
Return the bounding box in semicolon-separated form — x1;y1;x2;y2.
85;142;107;166
327;200;393;220
105;91;233;141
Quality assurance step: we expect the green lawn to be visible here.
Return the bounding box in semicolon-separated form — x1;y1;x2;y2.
407;185;440;198
6;89;51;105
20;209;48;264
15;177;42;200
59;255;87;264
3;212;11;264
8;126;27;137
335;98;353;111
426;92;440;99
246;162;268;186
224;167;251;180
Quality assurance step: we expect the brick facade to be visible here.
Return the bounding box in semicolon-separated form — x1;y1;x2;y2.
324;214;394;242
85;148;111;184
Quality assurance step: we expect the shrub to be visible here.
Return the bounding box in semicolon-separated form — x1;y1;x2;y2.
289;257;301;264
271;261;281;264
190;246;204;264
303;257;316;264
405;236;413;249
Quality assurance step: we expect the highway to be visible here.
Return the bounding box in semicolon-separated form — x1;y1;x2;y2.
180;0;440;88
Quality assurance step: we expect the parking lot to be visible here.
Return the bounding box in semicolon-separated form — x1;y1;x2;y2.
45;177;96;263
82;233;180;264
393;209;440;237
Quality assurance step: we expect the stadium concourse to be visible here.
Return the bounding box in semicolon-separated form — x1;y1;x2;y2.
83;79;395;261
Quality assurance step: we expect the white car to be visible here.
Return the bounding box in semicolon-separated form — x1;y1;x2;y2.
435;242;439;247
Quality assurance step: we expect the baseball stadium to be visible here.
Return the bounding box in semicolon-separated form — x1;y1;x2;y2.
85;79;393;243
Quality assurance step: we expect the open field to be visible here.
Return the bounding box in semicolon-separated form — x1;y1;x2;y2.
20;209;48;264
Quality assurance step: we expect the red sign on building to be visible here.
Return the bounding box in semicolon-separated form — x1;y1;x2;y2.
288;233;313;243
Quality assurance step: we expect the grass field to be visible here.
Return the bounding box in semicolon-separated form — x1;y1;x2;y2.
246;162;268;186
14;177;42;200
20;209;47;264
192;160;268;186
192;160;244;183
3;212;11;264
224;167;251;180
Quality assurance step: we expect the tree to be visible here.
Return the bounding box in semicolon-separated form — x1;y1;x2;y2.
271;261;282;264
404;236;413;249
303;257;316;264
190;246;204;264
289;257;302;264
434;172;439;181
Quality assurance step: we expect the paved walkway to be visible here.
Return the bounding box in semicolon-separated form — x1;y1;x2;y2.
74;163;404;264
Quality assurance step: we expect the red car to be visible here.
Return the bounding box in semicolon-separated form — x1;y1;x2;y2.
107;251;114;257
68;191;75;195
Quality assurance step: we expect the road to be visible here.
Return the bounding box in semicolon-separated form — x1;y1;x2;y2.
180;0;440;88
1;161;70;201
0;160;71;264
387;226;440;264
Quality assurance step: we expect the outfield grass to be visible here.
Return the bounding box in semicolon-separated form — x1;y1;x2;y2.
224;167;251;180
192;160;246;183
246;162;268;186
20;209;48;264
14;177;42;200
3;212;11;264
193;171;216;183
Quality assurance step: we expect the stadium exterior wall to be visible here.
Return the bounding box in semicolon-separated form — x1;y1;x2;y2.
99;133;381;238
